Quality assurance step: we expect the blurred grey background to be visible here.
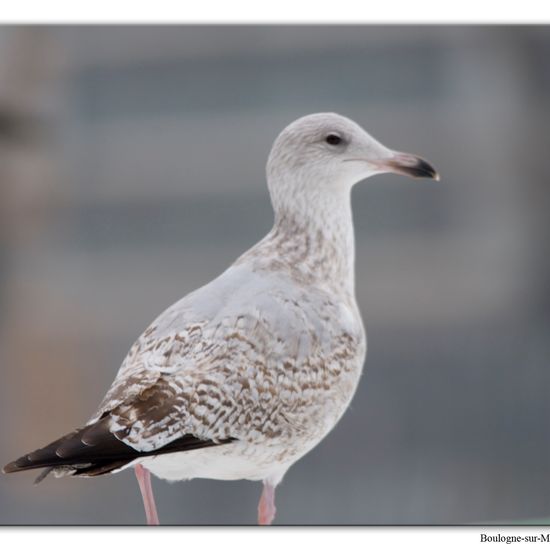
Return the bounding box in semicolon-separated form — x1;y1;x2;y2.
0;25;549;525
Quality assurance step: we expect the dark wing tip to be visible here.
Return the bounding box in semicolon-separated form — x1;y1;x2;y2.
3;427;84;475
3;461;20;474
3;416;237;479
3;452;37;473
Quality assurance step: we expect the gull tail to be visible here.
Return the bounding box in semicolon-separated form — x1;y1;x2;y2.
3;416;235;482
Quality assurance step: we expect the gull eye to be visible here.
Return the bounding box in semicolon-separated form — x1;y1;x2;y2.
325;133;343;146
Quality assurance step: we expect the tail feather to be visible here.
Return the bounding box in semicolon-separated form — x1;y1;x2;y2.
3;417;235;479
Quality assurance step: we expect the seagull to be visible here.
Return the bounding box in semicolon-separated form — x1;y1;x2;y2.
3;113;439;525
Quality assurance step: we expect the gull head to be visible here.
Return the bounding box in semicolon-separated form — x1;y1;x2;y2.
267;113;439;196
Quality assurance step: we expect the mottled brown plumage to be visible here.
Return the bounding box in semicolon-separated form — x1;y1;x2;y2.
3;113;438;525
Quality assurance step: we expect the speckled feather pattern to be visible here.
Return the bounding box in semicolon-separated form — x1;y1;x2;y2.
3;112;441;520
88;234;366;481
82;114;377;484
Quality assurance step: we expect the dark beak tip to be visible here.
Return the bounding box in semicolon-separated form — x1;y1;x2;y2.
414;158;440;181
386;155;440;181
421;168;440;181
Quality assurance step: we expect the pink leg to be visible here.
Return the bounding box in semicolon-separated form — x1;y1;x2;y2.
134;463;160;525
258;480;277;525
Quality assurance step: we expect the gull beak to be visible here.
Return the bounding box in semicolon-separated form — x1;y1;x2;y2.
375;151;440;181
